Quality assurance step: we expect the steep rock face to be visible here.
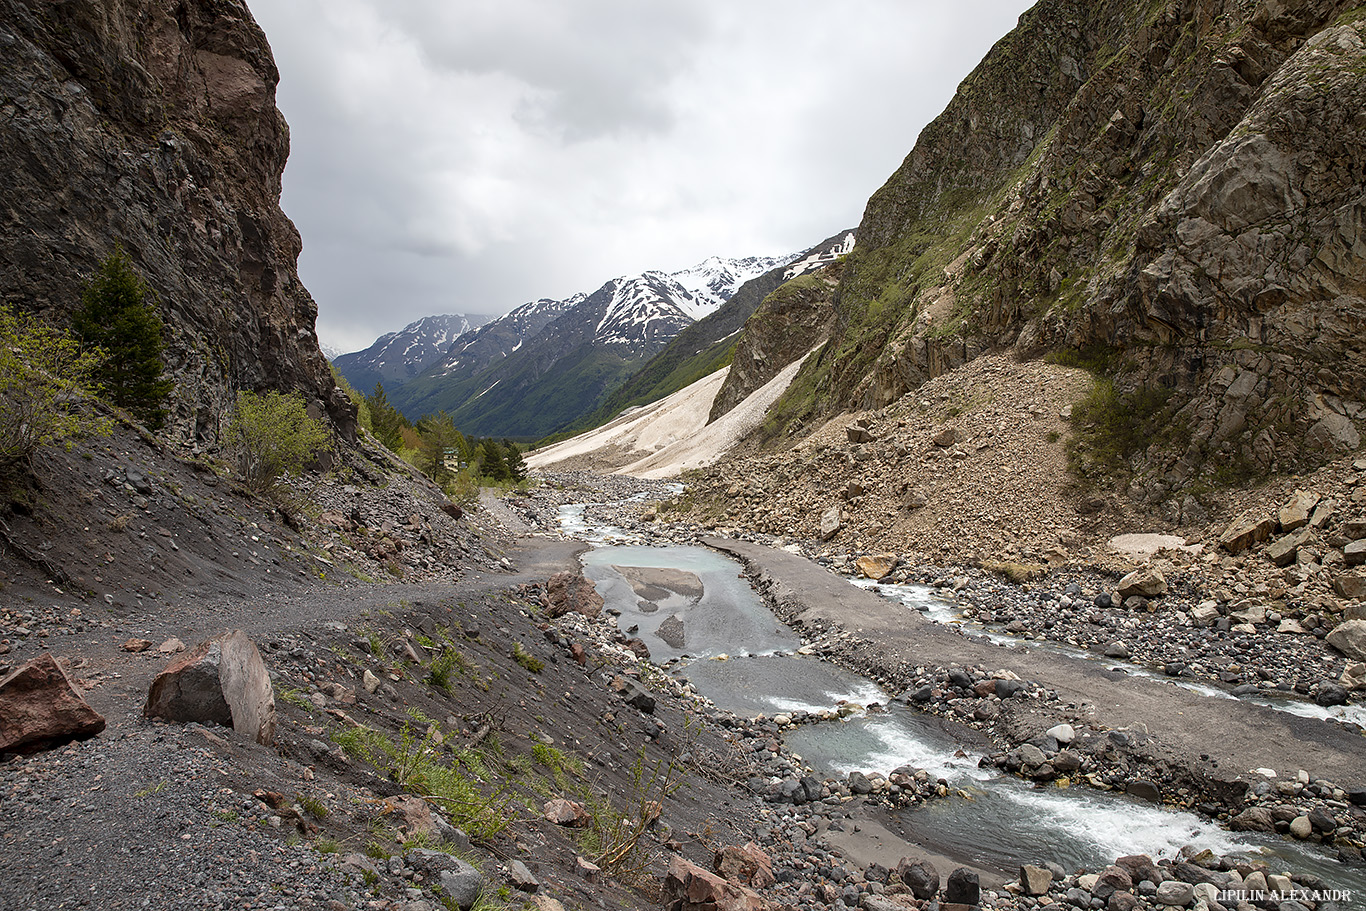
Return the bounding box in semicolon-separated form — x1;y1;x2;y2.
798;0;1364;496
0;0;350;441
708;264;842;422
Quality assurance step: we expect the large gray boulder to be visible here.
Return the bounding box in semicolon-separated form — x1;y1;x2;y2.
144;630;276;745
406;849;485;910
1117;566;1167;598
1326;620;1366;661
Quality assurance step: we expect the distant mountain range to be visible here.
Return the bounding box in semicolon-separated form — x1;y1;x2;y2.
335;254;794;439
551;230;856;440
330;313;496;396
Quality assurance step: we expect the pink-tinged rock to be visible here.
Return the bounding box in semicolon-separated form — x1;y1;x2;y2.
665;856;769;911
383;795;436;836
714;842;776;888
545;572;604;619
0;654;106;753
542;798;590;827
144;630;276;745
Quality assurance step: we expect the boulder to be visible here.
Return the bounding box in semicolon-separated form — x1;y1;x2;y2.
932;426;958;447
1326;620;1366;661
1093;865;1133;899
1265;530;1308;567
507;859;539;893
819;505;842;540
847;425;874;444
544;572;604;619
1114;854;1161;886
896;857;940;899
143;630;275;745
611;676;656;714
542;798;590;827
1117;567;1167;598
1126;779;1161;802
383;795;437;837
1189;603;1221;626
664;855;768;911
1108;892;1141;911
1278;490;1320;531
1339;573;1366;603
1229;806;1276;832
1219;510;1274;553
1345;540;1366;566
1019;864;1053;896
1045;723;1075;744
405;849;485;910
1154;880;1194;907
945;868;980;905
0;654;106;754
1340;662;1366;691
856;554;897;580
713;842;774;888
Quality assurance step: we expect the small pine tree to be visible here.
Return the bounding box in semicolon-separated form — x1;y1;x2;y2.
72;248;174;428
478;438;509;482
367;382;407;453
503;440;527;482
416;412;464;485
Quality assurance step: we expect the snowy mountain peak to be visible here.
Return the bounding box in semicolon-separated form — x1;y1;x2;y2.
331;312;494;392
667;253;796;319
593;274;698;346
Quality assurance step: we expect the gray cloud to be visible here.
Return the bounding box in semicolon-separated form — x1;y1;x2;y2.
248;0;1033;353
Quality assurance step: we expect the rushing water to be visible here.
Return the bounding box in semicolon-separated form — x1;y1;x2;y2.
558;503;1363;887
852;577;1366;729
784;706;1364;885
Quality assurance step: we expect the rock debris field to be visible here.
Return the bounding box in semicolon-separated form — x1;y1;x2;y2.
2;432;1365;911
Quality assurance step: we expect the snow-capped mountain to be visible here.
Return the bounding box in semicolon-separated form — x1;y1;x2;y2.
427;295;585;379
332;313;494;395
667;254;794;319
388;253;797;437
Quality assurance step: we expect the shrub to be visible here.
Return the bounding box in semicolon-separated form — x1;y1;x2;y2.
72;248;173;428
226;390;331;492
0;303;108;473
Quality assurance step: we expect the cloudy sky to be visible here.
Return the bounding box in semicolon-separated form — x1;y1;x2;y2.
249;1;1034;354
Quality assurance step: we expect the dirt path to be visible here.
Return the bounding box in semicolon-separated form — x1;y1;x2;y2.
704;536;1366;795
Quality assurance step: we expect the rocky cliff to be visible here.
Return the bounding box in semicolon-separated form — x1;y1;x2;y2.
0;0;351;442
786;0;1365;502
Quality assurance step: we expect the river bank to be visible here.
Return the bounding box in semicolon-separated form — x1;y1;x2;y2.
512;470;1366;910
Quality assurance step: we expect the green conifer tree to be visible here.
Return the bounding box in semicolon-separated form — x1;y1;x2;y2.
72;248;174;428
503;440;527;482
367;382;407;452
478;438;509;482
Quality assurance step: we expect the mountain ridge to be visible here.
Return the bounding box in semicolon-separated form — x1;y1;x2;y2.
386;253;791;436
761;0;1365;501
332;312;495;396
